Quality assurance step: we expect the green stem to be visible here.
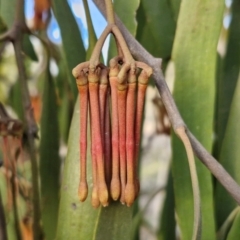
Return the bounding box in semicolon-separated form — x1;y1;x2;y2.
89;25;112;67
105;0;115;24
176;127;201;240
111;25;134;63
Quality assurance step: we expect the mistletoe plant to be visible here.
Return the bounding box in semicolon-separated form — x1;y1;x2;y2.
73;1;152;208
72;0;200;238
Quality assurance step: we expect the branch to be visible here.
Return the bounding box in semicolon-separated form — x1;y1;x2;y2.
93;0;240;205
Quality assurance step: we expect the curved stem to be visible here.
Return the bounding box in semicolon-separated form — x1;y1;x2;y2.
89;25;112;67
111;25;134;64
217;206;240;240
176;127;201;240
105;0;115;24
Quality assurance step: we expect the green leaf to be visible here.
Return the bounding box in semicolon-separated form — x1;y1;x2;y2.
215;75;240;228
157;171;175;240
58;87;73;143
171;0;224;239
39;67;60;240
108;0;140;61
169;0;181;22
82;0;98;60
52;0;86;100
22;35;39;62
0;0;15;28
227;211;240;240
217;207;240;240
0;15;7;32
136;0;178;60
56;98;133;239
8;78;24;121
215;0;240;157
94;203;133;240
114;0;140;36
55;60;74;143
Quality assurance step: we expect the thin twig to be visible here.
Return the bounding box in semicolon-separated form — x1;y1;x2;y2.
93;0;240;205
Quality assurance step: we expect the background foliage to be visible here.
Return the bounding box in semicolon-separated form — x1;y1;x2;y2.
0;0;239;239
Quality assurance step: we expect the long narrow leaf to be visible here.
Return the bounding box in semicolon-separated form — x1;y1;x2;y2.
226;211;240;240
215;0;240;157
136;0;177;60
157;171;175;240
217;207;240;240
171;0;224;239
39;67;60;240
215;74;240;228
56;98;133;239
51;0;86;100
